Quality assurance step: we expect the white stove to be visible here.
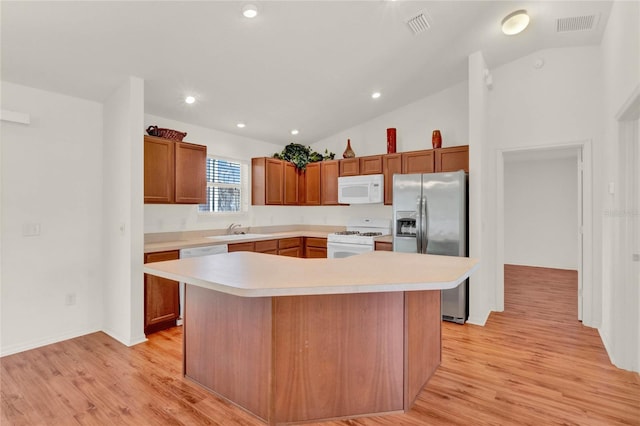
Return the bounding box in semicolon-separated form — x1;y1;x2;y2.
327;218;391;258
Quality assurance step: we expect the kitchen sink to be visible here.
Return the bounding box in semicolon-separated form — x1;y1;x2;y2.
206;233;272;241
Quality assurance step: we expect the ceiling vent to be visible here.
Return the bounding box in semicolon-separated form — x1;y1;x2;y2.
556;14;599;32
406;11;432;35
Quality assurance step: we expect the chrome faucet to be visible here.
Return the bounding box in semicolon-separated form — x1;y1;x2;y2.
227;223;242;234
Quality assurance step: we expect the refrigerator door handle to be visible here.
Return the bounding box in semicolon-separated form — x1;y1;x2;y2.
422;195;429;254
416;196;423;253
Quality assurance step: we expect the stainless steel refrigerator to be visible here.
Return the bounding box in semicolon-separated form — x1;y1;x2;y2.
393;170;468;324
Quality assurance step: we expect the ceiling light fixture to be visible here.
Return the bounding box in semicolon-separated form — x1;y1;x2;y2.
291;129;299;135
501;10;530;35
371;92;381;99
185;96;195;104
237;123;246;128
242;4;258;18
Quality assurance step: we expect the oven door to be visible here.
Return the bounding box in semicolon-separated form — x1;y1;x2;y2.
327;241;373;259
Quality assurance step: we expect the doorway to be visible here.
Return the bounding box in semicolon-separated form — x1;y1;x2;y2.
496;141;592;323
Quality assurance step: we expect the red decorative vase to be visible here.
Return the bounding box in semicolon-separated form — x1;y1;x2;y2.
386;128;397;154
432;130;442;149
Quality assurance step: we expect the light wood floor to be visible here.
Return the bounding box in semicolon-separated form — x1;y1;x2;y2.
2;265;639;425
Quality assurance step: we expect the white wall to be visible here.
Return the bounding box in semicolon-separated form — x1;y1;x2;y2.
504;156;578;269
488;45;603;325
312;81;469;159
599;0;640;372
0;82;104;356
102;77;146;346
468;51;493;325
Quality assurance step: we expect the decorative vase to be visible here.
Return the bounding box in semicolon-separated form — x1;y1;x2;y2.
343;139;356;158
432;130;442;149
386;128;397;154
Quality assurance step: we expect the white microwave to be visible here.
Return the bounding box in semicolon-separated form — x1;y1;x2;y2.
338;174;384;204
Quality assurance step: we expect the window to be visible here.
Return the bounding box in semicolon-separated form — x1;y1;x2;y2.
199;157;247;213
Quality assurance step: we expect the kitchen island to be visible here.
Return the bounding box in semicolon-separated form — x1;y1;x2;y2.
143;251;478;425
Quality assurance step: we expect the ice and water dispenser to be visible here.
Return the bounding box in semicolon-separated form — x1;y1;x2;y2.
395;211;417;237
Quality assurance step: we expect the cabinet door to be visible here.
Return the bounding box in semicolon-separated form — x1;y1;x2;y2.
359;155;383;175
228;242;256;252
284;162;299;205
374;241;393;251
144;136;175;203
383;154;402;205
255;239;278;253
266;159;284;205
278;246;302;257
339;158;359;176
304;237;327;258
175;141;207;204
303;163;321;205
278;237;302;249
321;160;340;205
305;246;327;258
402;150;435;174
435;145;469;173
144;250;180;334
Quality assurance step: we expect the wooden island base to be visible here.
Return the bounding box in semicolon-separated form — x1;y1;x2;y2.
184;285;441;425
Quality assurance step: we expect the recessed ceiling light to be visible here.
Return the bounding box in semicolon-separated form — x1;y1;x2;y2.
242;4;258;18
185;96;195;104
371;92;381;99
291;129;299;135
501;10;530;35
237;123;246;128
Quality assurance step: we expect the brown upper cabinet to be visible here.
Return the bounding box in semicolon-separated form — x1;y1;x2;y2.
321;160;340;205
359;155;383;175
283;162;299;205
383;153;402;205
339;158;359;176
301;162;321;205
252;157;284;205
402;150;435;174
436;145;469;173
144;136;206;204
250;145;468;207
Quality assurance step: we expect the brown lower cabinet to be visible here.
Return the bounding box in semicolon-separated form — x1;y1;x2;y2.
228;236;328;258
255;239;278;254
228;241;256;252
144;250;180;335
304;237;327;258
374;241;393;251
278;237;302;257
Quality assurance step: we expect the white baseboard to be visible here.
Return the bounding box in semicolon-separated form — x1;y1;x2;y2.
0;326;101;357
467;309;491;326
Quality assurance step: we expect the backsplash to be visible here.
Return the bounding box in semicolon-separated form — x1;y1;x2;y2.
144;204;392;234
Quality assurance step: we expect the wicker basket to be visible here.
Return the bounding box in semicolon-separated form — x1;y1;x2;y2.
146;125;187;141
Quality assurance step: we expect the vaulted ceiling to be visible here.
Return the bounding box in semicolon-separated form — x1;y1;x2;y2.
1;1;612;145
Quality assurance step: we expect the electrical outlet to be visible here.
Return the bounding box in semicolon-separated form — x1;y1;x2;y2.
633;253;640;262
22;223;41;237
65;293;76;306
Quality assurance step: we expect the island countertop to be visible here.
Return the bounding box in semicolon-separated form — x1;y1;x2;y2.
143;251;479;298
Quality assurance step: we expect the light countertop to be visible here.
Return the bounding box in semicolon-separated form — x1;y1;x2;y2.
144;230;336;253
143;251;479;298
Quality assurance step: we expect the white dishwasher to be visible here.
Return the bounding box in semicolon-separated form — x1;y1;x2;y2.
178;244;228;324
